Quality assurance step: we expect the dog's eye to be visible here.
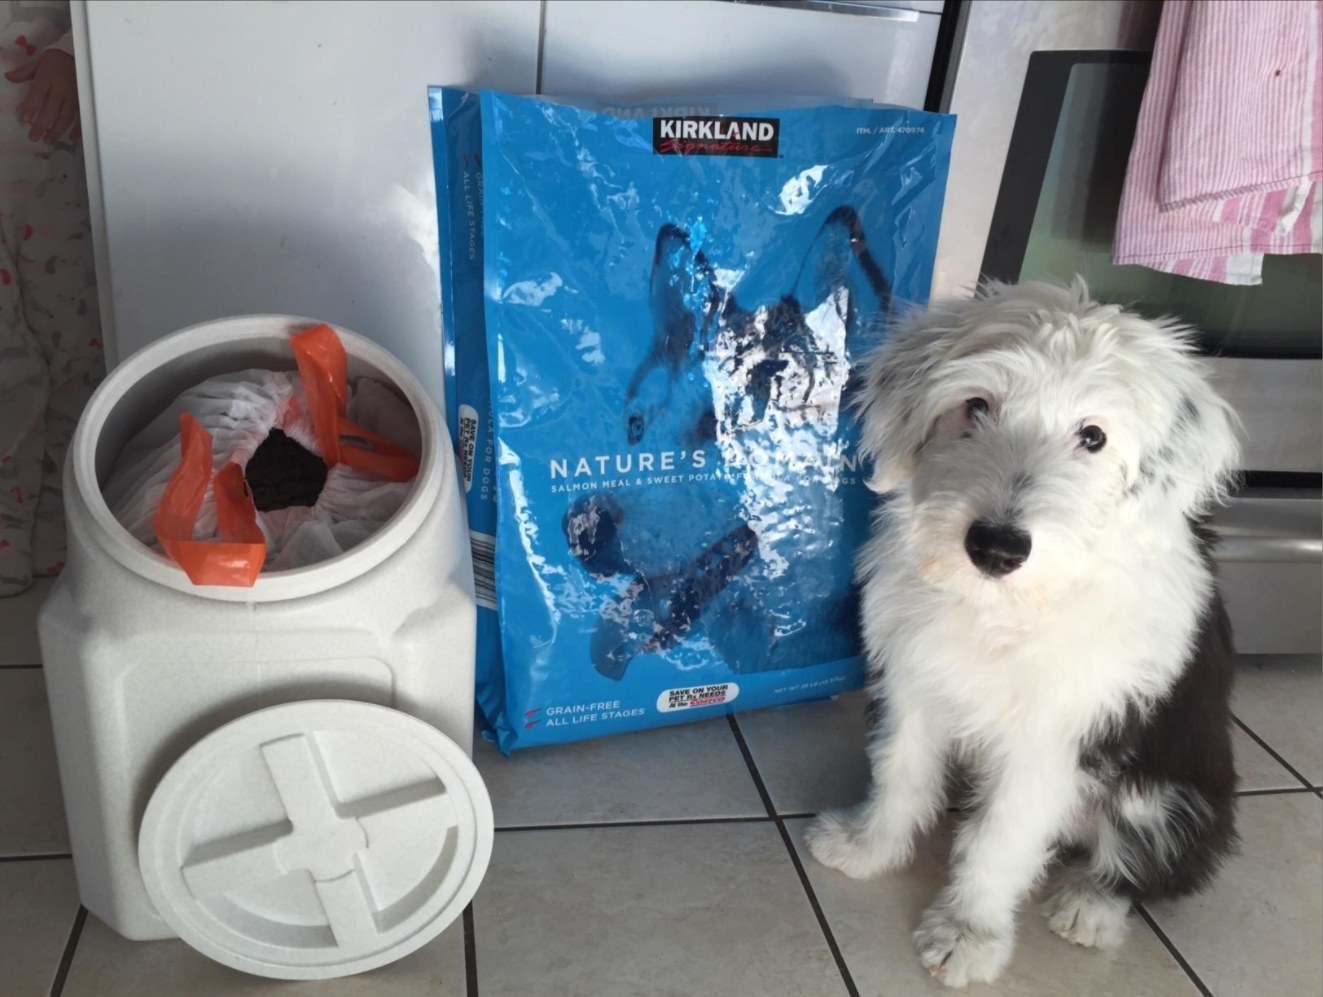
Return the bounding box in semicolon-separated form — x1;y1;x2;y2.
1078;425;1107;453
964;397;990;421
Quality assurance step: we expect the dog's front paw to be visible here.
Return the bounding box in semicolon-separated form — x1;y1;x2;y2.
805;809;911;879
1044;881;1130;950
914;904;1013;988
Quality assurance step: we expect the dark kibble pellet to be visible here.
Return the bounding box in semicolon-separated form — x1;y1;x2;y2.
244;429;328;512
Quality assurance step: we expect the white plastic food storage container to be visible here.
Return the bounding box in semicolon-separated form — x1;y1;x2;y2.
37;316;491;981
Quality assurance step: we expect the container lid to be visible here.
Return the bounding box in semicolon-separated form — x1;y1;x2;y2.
138;700;493;980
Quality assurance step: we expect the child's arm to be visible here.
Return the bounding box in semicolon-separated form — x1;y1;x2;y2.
4;32;80;144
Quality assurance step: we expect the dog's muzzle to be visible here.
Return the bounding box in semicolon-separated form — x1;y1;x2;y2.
964;520;1032;577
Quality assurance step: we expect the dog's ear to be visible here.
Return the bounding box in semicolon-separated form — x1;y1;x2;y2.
852;300;966;493
1124;324;1242;517
793;206;892;331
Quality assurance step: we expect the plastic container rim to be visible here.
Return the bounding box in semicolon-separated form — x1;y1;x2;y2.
71;315;444;603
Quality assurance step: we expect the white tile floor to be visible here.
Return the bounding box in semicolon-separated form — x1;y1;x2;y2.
1;583;1319;997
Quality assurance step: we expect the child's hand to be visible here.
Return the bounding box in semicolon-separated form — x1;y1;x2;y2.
5;49;80;144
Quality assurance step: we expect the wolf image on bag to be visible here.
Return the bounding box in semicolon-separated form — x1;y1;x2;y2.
567;207;892;681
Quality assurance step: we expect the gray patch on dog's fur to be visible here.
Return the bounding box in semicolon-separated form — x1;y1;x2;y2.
1126;458;1158;497
1176;394;1200;428
864;696;885;732
1006;470;1033;519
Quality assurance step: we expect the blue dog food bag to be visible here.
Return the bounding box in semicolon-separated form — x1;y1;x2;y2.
431;88;953;753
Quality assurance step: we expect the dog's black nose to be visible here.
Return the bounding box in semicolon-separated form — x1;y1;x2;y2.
964;520;1032;577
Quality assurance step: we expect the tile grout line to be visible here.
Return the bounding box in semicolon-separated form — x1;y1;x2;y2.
1231;713;1317;792
1235;786;1320;797
727;715;861;997
495;814;796;833
0;662;42;669
0;852;73;863
47;905;87;997
463;902;479;997
1135;903;1213;997
721;717;782;822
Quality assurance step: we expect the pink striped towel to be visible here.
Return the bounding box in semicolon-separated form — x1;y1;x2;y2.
1113;0;1322;285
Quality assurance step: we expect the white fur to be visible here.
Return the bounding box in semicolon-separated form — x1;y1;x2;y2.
1044;876;1130;949
805;281;1239;987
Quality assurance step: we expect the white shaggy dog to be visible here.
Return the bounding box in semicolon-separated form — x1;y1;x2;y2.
807;281;1241;987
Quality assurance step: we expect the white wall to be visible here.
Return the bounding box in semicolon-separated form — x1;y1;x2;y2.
75;0;542;412
540;0;939;107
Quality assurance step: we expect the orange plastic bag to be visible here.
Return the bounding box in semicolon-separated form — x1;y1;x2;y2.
152;414;266;586
152;324;420;586
290;324;420;483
